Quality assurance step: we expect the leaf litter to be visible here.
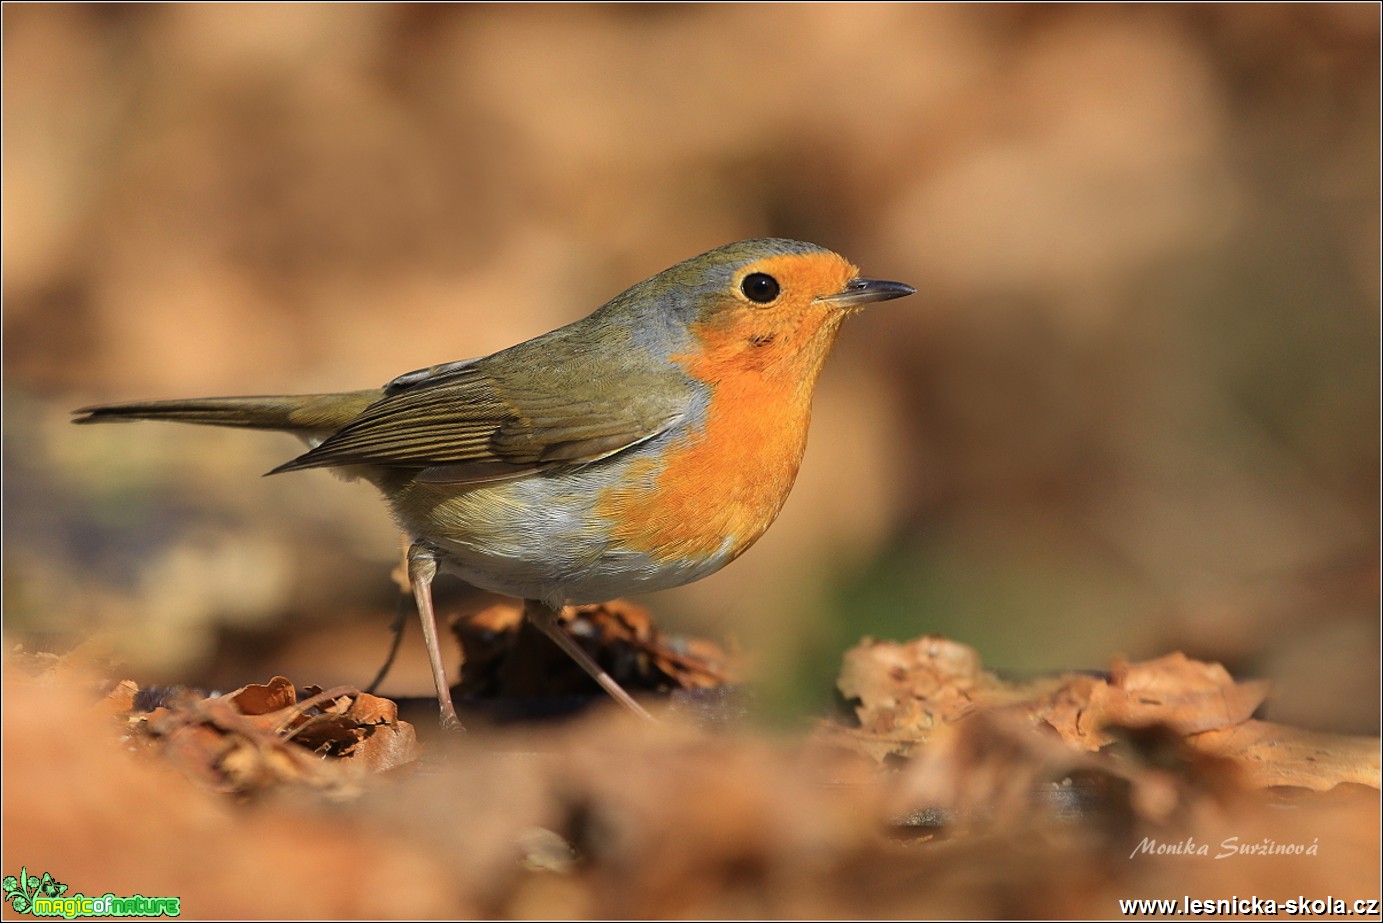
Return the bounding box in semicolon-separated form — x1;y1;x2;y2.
113;674;419;796
3;622;1378;918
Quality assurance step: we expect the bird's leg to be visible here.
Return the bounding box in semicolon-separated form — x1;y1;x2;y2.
407;543;464;731
363;590;410;695
522;599;655;721
365;535;415;694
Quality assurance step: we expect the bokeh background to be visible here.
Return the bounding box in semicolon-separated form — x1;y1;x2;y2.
5;4;1378;730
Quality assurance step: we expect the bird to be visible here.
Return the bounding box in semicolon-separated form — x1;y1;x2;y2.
73;238;914;729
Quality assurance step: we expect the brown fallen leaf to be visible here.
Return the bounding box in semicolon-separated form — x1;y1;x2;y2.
342;690;419;773
127;678;420;794
831;636;1380;795
346;690;401;723
96;679;139;717
453;598;737;702
1188;720;1383;790
1036;655;1269;751
1104;652;1271;735
350;716;420;774
151;713;241;792
834;635;1062;757
837;635;991;737
225;675;298;716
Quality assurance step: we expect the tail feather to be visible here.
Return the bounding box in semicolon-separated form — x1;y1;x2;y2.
72;390;383;438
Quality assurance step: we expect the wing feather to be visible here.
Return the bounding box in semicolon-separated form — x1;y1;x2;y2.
271;351;691;484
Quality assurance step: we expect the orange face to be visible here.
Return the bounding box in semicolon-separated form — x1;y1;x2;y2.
682;249;863;382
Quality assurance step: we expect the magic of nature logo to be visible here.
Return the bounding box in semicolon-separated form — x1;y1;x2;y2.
3;868;180;918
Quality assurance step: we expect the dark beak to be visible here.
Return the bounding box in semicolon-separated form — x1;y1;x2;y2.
822;277;916;308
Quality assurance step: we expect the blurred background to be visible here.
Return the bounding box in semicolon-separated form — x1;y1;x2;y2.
4;4;1377;730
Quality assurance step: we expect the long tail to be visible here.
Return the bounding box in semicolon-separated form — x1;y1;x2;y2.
72;390;383;439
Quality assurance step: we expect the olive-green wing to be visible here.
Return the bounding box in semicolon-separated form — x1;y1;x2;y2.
270;358;690;484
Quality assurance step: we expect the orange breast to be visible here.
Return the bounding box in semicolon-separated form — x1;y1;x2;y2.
595;299;844;566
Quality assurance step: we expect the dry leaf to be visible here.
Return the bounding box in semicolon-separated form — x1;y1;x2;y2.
226;675;298;716
1104;653;1270;734
837;635;992;737
117;677;420;794
831;637;1379;795
97;679;139;717
1188;720;1383;790
453;598;735;702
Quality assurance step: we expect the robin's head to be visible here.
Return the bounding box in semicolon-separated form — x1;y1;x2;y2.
612;238;913;383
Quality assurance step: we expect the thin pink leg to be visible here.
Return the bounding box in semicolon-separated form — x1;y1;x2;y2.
524;599;654;721
408;544;464;731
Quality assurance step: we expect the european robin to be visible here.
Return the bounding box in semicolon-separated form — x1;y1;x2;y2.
74;238;914;728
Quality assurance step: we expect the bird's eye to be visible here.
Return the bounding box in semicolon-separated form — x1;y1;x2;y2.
740;272;781;304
